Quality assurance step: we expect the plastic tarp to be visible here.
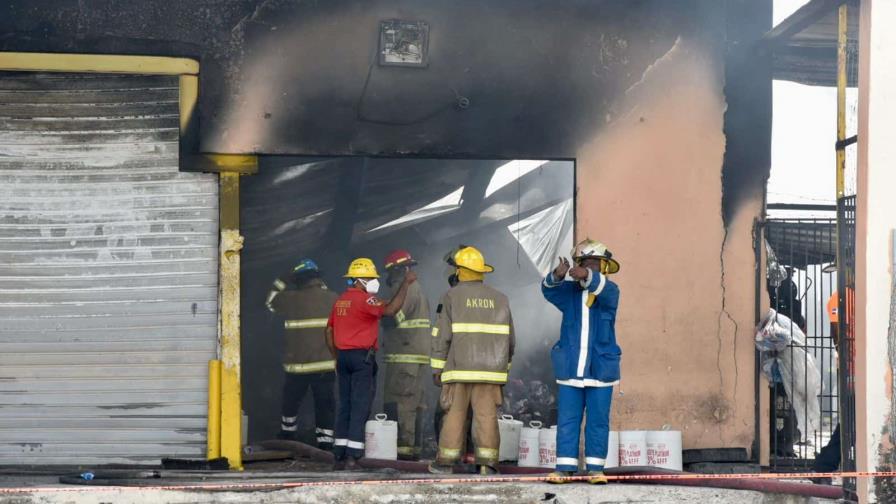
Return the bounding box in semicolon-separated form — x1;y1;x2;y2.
509;198;574;276
756;309;822;441
765;240;788;289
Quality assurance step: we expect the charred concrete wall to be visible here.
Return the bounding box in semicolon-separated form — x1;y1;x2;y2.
4;1;729;159
0;0;772;451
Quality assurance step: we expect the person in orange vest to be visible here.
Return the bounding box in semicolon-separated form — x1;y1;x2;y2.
381;250;431;460
825;288;854;348
814;288;854;481
326;258;416;469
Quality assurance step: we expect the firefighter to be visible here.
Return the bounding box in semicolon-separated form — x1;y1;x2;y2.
542;238;621;485
429;246;514;475
381;250;431;460
326;258;416;469
266;259;338;449
432;246;473;455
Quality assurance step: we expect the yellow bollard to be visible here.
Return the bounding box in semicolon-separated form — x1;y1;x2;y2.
207;360;222;460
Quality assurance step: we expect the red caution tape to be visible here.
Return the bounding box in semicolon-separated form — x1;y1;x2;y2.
1;471;894;494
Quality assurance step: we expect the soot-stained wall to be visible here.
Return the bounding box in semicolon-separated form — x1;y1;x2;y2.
0;0;769;220
1;0;772;450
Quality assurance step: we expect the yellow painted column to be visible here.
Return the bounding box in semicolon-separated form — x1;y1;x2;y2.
219;172;243;469
835;3;848;201
207;360;222;459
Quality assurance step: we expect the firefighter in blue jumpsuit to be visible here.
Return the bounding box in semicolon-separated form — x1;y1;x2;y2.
541;238;621;485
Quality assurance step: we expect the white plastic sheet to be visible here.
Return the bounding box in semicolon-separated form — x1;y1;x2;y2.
765;240;788;289
509;198;573;276
755;309;822;441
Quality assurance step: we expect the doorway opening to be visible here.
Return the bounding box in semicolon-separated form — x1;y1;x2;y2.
240;156;575;456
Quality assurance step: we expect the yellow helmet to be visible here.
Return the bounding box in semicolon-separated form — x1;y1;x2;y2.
453;246;494;274
343;258;380;278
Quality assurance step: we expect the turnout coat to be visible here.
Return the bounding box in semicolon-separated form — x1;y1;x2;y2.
541;270;621;387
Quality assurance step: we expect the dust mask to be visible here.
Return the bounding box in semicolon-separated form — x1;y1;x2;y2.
361;278;380;294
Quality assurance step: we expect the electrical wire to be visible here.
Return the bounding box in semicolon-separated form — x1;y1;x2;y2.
355;63;466;126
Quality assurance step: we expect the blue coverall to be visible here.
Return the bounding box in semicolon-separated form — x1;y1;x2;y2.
542;269;621;472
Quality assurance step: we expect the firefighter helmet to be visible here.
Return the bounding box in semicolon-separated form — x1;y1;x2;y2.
384;249;417;270
292;258;319;274
571;239;620;274
453;246;494;274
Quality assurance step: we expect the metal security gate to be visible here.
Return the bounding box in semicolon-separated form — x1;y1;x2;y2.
763;216;839;470
0;72;218;464
836;195;857;499
760;209;856;491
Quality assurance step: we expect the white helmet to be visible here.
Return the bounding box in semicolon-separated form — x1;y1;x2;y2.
571;238;620;274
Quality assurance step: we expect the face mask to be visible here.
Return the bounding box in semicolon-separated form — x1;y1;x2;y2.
362;278;380;294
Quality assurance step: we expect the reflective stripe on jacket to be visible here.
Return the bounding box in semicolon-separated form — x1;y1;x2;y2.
431;281;514;384
382;281;431;365
283;360;336;374
269;278;338;372
541;270;621;387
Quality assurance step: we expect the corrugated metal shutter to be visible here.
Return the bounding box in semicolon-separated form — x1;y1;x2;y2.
0;72;218;464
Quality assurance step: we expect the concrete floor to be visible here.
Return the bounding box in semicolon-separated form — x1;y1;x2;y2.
0;474;841;504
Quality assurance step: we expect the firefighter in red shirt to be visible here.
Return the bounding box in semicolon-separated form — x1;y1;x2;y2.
326;258;416;469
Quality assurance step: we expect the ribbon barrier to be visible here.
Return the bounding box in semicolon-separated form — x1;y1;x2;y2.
0;470;892;494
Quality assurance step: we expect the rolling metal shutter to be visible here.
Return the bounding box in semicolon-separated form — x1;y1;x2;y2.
0;72;218;464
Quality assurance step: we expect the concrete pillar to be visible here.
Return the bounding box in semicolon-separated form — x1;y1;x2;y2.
219;172;243;470
855;0;896;501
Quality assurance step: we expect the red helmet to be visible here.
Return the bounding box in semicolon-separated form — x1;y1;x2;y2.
384;249;417;270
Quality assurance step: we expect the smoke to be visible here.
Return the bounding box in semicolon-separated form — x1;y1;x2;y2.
240;156;573;443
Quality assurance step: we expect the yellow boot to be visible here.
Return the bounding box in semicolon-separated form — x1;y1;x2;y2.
586;470;608;485
479;465;499;476
428;462;454;474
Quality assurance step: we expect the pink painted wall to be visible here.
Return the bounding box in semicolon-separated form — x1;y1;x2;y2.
576;38;761;450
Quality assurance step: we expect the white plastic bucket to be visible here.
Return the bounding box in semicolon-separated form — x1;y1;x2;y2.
619;430;647;466
538;425;557;467
604;431;620;468
517;420;542;467
646;430;683;471
538;425;558;468
364;413;397;460
498;414;523;462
